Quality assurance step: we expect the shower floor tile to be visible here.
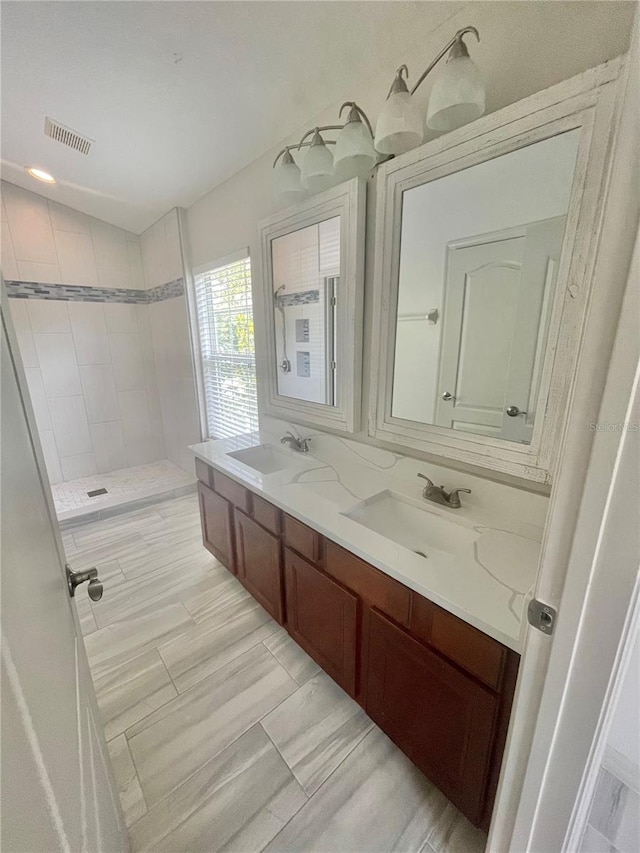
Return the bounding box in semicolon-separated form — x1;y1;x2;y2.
51;460;195;522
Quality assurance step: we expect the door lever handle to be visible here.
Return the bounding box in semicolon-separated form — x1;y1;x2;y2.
442;391;455;402
66;565;104;602
506;405;527;418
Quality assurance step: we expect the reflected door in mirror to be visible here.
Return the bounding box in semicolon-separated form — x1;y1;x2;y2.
271;216;340;405
435;217;565;442
391;129;580;445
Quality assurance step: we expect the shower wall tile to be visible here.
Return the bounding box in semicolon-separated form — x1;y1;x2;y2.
91;219;132;289
1;182;172;483
34;334;82;398
56;229;99;287
27;299;70;334
110;334;146;392
49;395;93;457
48;199;92;235
23;367;52;431
104;303;138;334
9;300;38;367
39;429;63;485
2;181;57;264
60;452;98;481
68;302;111;365
90;421;127;475
79;364;120;423
149;295;200;473
118;390;164;467
1;219;19;281
16;259;62;284
2;180;144;291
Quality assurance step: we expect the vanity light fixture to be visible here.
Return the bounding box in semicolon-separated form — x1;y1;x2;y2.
272;101;375;201
374;26;485;155
26;166;56;183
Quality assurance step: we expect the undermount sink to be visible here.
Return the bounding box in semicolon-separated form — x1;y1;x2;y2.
342;490;478;559
226;443;309;475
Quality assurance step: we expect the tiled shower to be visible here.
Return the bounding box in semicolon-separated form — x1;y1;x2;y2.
2;181;201;519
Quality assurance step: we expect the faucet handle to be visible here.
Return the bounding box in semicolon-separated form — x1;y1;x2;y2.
417;473;434;487
448;487;472;503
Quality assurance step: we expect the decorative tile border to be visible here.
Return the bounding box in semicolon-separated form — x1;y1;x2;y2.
5;277;184;304
276;289;320;307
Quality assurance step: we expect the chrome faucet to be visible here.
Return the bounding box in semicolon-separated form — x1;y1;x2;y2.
280;431;311;453
417;474;471;509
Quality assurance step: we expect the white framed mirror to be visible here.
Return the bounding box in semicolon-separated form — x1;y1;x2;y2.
259;177;365;433
369;62;622;482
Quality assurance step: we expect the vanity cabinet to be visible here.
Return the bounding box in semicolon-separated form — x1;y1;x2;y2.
366;609;500;824
234;510;284;624
197;482;235;572
195;459;519;829
284;548;358;695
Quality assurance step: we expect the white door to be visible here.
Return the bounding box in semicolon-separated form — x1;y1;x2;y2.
435;217;565;441
0;291;127;852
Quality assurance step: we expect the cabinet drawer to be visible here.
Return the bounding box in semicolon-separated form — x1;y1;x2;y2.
283;514;323;565
213;471;251;514
251;494;281;535
195;458;213;488
285;549;358;696
366;609;499;825
410;594;507;690
325;541;411;627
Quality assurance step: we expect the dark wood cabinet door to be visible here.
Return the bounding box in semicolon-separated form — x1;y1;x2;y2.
234;510;284;624
197;482;235;572
366;609;499;826
284;549;358;697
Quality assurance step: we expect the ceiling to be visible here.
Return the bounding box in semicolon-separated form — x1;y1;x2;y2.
1;1;635;234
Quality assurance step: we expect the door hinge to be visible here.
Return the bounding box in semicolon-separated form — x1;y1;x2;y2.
330;296;337;307
528;598;556;635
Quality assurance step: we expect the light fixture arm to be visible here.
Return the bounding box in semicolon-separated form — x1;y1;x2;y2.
339;101;374;138
296;127;341;150
273;141;327;168
409;26;480;96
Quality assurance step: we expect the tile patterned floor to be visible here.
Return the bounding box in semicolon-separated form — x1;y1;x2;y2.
66;493;487;853
52;459;195;521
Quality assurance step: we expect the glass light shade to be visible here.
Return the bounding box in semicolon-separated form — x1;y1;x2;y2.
333;120;377;181
301;141;334;193
374;90;424;155
273;157;303;203
426;55;485;131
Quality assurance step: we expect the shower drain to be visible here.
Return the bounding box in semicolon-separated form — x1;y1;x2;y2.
87;488;108;497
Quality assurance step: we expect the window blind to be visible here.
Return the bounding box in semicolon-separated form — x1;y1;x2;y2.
193;255;258;439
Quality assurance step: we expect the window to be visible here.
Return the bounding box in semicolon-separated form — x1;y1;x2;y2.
193;252;258;439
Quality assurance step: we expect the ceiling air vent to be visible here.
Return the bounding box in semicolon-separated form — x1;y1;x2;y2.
44;117;93;155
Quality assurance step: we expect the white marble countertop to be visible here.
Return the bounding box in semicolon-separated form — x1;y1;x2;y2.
190;431;544;653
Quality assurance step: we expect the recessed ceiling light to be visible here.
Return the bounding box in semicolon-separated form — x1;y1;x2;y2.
26;167;56;184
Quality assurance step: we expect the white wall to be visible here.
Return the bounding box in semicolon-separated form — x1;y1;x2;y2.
392;129;581;423
184;2;631;489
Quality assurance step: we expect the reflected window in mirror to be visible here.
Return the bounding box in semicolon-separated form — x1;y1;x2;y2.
271;216;340;405
391;129;581;444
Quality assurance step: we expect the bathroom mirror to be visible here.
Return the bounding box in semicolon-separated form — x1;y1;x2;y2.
259;178;365;433
392;130;580;443
369;67;620;482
